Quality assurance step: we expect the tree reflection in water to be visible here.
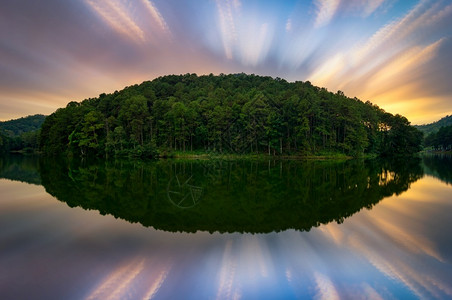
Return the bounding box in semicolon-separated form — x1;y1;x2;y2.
0;155;430;234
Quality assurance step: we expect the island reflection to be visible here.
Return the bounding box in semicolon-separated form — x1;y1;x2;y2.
1;155;424;234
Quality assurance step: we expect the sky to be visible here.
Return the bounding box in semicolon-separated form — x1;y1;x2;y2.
1;0;452;124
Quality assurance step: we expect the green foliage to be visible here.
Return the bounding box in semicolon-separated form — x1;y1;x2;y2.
39;73;422;158
0;132;8;153
76;111;105;155
379;114;423;156
424;124;452;151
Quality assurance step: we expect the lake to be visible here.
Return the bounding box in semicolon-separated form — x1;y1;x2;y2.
0;154;451;299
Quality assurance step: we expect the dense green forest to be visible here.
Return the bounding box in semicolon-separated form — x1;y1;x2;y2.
0;115;45;153
423;124;452;151
415;115;452;136
40;73;422;158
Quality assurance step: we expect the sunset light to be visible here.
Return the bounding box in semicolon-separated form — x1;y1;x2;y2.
1;0;451;124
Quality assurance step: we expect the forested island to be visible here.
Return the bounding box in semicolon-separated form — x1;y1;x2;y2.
16;74;423;158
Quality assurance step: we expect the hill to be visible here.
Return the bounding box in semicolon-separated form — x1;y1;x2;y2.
39;73;423;158
0;114;46;153
415;115;452;151
0;114;46;137
415;115;452;136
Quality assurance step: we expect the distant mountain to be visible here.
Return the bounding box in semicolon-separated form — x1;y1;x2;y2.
415;115;452;136
0;114;46;137
0;114;46;153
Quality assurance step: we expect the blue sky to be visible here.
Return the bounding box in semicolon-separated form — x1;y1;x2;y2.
1;0;452;124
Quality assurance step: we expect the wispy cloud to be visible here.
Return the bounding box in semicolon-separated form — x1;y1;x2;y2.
362;283;385;300
305;0;452;123
142;267;171;300
84;0;171;43
85;257;172;300
216;0;238;60
85;0;145;42
140;0;171;38
86;258;146;300
285;18;292;32
216;240;238;300
238;22;273;66
352;1;441;64
366;39;444;97
0;0;451;123
314;0;340;28
362;0;386;17
314;272;340;300
325;176;452;298
344;0;387;17
215;0;274;66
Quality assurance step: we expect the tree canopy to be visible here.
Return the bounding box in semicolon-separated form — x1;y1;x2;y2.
39;73;423;157
424;124;452;151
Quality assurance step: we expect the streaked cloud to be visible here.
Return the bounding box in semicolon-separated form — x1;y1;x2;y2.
306;0;452;123
216;239;238;300
0;0;451;123
84;0;171;43
215;0;238;60
368;39;444;90
362;0;386;17
313;272;340;300
2;172;452;299
362;284;384;300
142;267;170;300
86;258;146;300
322;176;452;299
85;0;146;42
140;0;170;36
314;0;340;28
214;0;274;66
85;257;172;300
344;0;387;17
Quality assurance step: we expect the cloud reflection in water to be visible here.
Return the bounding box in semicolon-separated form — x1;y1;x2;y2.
0;159;452;299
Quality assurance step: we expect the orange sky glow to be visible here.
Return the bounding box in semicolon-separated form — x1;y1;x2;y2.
1;0;451;124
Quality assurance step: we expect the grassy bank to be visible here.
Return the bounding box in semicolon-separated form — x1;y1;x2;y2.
159;150;355;161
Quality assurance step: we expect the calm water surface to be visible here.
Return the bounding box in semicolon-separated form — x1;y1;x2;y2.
0;155;451;299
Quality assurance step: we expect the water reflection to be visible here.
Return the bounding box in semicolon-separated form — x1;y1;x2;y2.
0;155;451;299
0;154;41;185
2;156;424;233
423;154;452;185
